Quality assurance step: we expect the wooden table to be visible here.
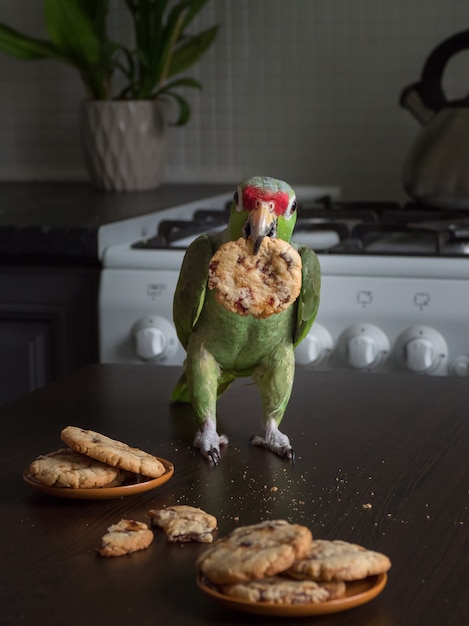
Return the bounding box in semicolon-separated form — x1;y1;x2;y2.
1;365;467;625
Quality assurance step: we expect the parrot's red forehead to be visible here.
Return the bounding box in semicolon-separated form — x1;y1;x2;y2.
242;186;291;216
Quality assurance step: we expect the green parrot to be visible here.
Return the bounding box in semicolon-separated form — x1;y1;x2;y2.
171;176;321;463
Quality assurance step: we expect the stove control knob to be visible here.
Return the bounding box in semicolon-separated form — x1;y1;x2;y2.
395;326;448;374
450;356;469;377
405;338;435;372
295;324;333;366
341;324;390;370
132;316;179;361
135;327;165;359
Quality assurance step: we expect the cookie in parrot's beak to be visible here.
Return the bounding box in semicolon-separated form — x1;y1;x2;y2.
243;200;277;254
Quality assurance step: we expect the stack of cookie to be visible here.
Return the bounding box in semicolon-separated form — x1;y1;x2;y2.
28;426;166;489
196;520;391;605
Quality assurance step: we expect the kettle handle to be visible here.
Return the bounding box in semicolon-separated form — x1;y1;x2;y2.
400;29;469;124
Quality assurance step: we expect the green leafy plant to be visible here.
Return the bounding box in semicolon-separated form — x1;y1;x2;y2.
0;0;218;125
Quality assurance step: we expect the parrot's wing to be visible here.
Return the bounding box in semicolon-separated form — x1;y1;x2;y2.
293;245;321;347
173;234;213;349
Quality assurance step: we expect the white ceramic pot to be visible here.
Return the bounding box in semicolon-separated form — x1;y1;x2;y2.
81;100;169;192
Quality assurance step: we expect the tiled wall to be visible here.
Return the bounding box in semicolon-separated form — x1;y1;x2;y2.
0;0;468;200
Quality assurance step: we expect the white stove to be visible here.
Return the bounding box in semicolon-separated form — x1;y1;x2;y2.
98;186;469;377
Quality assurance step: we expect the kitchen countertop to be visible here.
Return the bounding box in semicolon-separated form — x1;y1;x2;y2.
0;181;232;262
0;365;467;626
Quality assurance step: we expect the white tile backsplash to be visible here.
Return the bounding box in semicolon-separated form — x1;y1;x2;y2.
0;0;468;200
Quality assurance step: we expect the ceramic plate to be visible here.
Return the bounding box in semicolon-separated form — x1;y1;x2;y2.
23;457;174;500
197;573;387;617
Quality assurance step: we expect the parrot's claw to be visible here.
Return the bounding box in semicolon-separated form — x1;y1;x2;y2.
279;447;295;463
250;435;294;462
250;421;294;461
207;447;221;465
193;420;228;464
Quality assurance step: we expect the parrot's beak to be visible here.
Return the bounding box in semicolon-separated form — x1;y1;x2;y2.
246;201;277;254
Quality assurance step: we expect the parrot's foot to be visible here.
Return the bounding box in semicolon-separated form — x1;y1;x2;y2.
250;420;294;461
193;419;229;465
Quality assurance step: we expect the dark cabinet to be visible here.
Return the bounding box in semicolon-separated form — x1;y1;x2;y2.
0;265;99;406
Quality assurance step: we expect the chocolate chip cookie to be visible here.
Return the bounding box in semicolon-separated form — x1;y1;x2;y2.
98;519;154;557
220;576;346;604
149;505;217;543
29;448;119;488
287;539;392;582
60;426;166;478
196;520;312;585
208;237;302;318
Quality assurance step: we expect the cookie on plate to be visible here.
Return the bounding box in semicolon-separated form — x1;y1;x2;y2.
196;520;312;585
220;576;346;604
208;237;302;319
29;448;119;489
149;505;217;543
98;519;154;557
60;426;166;478
287;539;392;582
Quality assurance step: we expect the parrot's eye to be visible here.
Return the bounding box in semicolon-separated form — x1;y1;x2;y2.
234;189;245;212
282;197;297;220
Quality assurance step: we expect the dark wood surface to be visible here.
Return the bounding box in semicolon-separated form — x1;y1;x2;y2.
1;364;467;626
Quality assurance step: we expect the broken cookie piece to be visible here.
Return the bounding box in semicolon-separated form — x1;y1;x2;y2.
98;519;154;557
149;505;217;543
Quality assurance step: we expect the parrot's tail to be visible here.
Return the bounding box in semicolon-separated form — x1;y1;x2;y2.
170;373;192;404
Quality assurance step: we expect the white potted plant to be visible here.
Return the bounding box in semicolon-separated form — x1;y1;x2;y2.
0;0;218;191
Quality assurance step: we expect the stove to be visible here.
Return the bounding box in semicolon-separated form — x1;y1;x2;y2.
99;186;469;376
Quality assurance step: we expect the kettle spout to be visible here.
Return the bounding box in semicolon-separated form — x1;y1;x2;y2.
400;84;436;125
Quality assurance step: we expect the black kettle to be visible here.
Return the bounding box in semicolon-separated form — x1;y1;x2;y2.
400;30;469;209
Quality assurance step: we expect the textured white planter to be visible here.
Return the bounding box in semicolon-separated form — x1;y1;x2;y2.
81;100;169;192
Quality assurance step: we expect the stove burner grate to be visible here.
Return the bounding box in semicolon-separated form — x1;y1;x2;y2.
130;198;469;257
